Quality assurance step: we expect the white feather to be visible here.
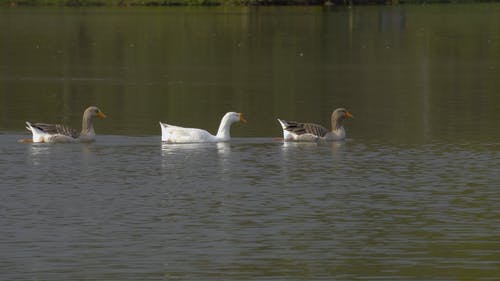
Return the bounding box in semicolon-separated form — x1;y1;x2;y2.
25;122;46;143
277;119;295;141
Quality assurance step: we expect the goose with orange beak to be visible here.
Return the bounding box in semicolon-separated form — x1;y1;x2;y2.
24;106;106;143
160;112;246;143
278;108;353;142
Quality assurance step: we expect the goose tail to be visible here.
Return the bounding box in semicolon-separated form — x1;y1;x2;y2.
277;118;288;130
159;122;170;142
25;121;33;132
25;122;45;142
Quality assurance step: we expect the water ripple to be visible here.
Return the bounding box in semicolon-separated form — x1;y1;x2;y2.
1;135;499;280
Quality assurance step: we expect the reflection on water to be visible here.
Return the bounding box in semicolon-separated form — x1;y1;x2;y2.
160;141;231;157
1;5;499;142
216;142;232;179
216;141;231;157
26;143;51;166
161;141;231;163
161;141;234;184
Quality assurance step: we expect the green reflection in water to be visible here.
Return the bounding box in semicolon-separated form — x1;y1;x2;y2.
0;5;499;144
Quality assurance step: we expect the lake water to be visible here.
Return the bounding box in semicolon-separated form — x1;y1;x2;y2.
1;4;499;280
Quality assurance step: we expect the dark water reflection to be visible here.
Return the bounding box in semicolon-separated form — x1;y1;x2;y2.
1;4;500;281
1;5;499;143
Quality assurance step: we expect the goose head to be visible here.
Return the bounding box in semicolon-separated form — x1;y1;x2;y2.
331;108;353;130
84;106;107;120
332;108;353;121
216;112;246;139
222;112;247;124
81;106;106;133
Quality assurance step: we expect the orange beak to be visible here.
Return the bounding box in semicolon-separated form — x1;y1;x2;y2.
239;113;247;123
98;111;106;119
345;111;354;118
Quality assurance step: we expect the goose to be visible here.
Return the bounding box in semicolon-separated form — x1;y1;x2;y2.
23;106;106;143
160;112;246;143
277;108;353;141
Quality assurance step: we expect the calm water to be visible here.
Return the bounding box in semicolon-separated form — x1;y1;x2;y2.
1;4;500;280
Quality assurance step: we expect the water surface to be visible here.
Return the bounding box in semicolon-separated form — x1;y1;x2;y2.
1;134;499;280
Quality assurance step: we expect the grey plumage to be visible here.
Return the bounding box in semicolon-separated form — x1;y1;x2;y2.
280;121;329;137
26;122;80;138
278;108;353;141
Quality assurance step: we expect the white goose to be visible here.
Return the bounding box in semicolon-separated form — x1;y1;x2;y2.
160;112;246;143
278;108;353;141
24;106;106;143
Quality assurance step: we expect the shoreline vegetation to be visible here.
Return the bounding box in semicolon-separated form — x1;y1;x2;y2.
1;0;499;6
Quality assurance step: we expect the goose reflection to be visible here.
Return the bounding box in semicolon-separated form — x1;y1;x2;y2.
161;142;212;156
280;139;319;151
160;142;201;170
328;140;346;154
216;142;232;178
279;139;348;181
280;138;346;154
161;142;232;174
27;143;50;166
216;142;231;157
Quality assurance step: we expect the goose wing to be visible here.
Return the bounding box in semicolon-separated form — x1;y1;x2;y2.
29;123;80;139
160;122;215;143
281;120;329;137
